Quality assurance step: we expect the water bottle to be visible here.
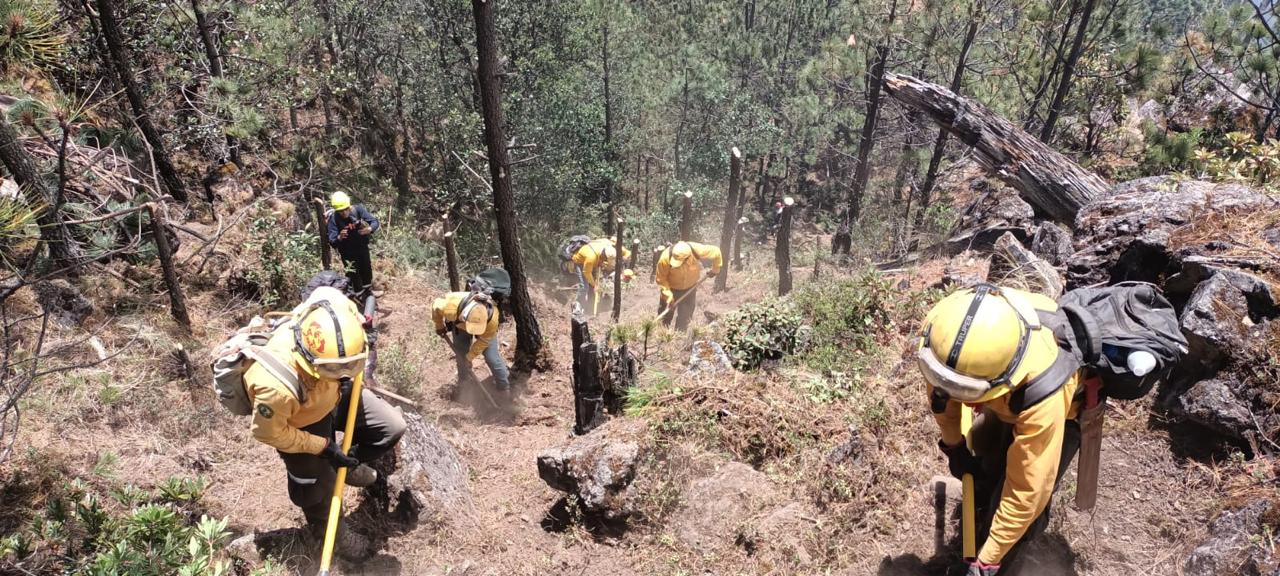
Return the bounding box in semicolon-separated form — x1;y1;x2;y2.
1102;344;1156;376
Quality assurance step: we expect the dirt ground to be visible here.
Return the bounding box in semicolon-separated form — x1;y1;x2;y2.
7;234;1264;576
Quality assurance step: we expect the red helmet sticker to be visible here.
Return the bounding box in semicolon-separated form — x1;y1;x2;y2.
303;319;327;353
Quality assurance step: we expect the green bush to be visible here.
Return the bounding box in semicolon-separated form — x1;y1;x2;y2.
721;298;804;371
794;270;935;374
246;214;315;307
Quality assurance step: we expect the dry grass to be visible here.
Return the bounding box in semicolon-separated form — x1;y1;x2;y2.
1169;206;1280;286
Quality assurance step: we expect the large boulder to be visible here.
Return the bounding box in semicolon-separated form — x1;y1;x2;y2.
35;279;93;327
386;413;472;522
537;419;645;520
1067;177;1276;287
1184;499;1280;575
1176;378;1256;440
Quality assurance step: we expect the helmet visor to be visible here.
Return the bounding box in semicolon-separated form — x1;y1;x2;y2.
312;352;368;381
916;348;999;403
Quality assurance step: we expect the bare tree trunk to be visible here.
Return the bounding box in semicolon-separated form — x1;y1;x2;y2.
915;5;980;232
311;198;332;270
884;73;1105;224
147;204;191;329
0;116;81;270
601;14;616;210
679;191;693;241
1039;0;1099;143
715;147;742;292
847;0;898;224
472;0;543;370
444;231;460;291
190;0;239;167
95;0;188;203
612;214;624;322
776;197;794;296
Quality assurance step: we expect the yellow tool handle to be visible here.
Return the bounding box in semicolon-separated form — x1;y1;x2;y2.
960;405;976;561
318;373;364;576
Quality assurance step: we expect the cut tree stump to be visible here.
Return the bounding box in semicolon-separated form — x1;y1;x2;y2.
882;73;1106;225
776;197;795;296
572;304;606;435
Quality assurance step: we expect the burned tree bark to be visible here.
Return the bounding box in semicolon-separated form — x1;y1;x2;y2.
776;197;794;296
444;231;460;292
571;306;605;435
95;0;188;203
472;0;543;369
1039;0;1099;144
915;5;980;231
715;147;742;292
679;191;694;241
847;0;898;223
190;0;239;167
612;217;624;322
883;73;1105;225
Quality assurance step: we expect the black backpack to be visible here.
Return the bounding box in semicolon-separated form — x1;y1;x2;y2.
468;268;512;301
558;235;593;263
1040;282;1189;400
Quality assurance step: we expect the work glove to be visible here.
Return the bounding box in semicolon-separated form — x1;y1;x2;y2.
939;439;983;480
321;439;360;469
707;270;719;278
338;229;349;240
436;327;448;338
661;289;673;303
965;559;999;576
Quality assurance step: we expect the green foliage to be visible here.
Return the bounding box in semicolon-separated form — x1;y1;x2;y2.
372;214;442;274
794;270;937;374
245;214;316;308
0;0;66;72
721;298;804;371
1142;122;1202;173
1190;131;1280;188
0;475;232;575
626;370;677;414
377;342;423;399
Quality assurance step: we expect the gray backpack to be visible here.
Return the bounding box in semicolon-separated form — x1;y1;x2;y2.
210;316;306;415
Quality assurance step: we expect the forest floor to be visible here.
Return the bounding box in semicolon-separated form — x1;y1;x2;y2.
4;227;1264;576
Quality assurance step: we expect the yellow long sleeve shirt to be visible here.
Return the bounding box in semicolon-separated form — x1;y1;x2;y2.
243;325;343;455
656;241;723;294
432;291;501;361
571;238;631;289
929;290;1084;565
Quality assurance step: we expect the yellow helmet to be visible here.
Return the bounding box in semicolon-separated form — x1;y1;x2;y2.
916;284;1057;403
459;295;494;336
668;242;692;268
621;268;636;282
292;297;368;380
330;191;352;211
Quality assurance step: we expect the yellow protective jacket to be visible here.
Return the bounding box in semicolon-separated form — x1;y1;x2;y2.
243;325;344;455
571;238;631;290
432;291;501;361
929;290;1083;565
656;241;723;296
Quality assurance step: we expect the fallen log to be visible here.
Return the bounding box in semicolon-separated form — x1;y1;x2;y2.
883;73;1107;225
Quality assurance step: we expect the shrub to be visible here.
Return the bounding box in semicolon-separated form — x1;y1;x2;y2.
721;298;804;371
245;214;315;307
794;270;936;374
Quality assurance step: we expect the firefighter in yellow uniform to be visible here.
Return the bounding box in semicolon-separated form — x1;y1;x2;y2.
655;241;722;330
915;284;1083;576
571;237;633;314
432;291;510;394
243;287;406;558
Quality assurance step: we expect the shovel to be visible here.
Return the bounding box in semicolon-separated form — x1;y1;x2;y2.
439;332;499;409
960;405;977;563
317;374;364;576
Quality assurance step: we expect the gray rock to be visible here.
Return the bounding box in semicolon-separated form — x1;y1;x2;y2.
386;413;472;522
674;462;780;553
225;533;262;566
1031;222;1074;266
1067;177;1276;287
1176;378;1255;439
1184;499;1279;575
34;279;92;326
688;341;733;374
537;420;644;519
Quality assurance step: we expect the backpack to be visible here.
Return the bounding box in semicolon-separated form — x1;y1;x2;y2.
301;270;351;301
467;268;512;301
559;235;593;264
1040;281;1189;401
210;315;307;415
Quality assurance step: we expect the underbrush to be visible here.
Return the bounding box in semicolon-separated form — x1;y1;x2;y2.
0;450;271;575
244;214;315;308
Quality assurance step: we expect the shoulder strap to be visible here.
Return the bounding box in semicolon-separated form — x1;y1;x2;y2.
1007;348;1078;413
1060;302;1102;365
243;346;308;404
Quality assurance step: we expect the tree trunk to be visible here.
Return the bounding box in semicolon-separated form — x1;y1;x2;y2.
1039;0;1099;143
715;147;742;292
776;197;794;296
612;216;624;322
679;191;693;241
571;307;605;435
311;198;332;270
472;0;543;370
601;14;615;210
883;73;1106;225
915;7;980;231
95;0;188;203
0;116;81;271
847;0;898;224
444;231;460;291
190;0;239;167
147;203;191;329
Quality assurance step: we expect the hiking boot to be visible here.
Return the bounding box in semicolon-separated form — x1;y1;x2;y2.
345;464;378;488
306;519;373;561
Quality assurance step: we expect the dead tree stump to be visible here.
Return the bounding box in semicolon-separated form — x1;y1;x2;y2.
776;197;795;296
612;217;624;322
572;305;606;435
444;230;460;292
312;198;331;270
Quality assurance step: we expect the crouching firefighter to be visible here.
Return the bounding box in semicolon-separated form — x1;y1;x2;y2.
916;284;1084;575
215;287;406;559
433;289;511;398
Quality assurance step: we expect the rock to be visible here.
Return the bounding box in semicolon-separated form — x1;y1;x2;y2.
225;533;262;566
1067;177;1276;287
1174;266;1278;388
1184;499;1279;575
536;419;645;519
688;341;733;374
737;502;816;567
944;181;1035;255
1176;378;1255;439
34;279;92;326
1030;222;1073;266
930;474;963;501
386;413;472;523
674;462;781;553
